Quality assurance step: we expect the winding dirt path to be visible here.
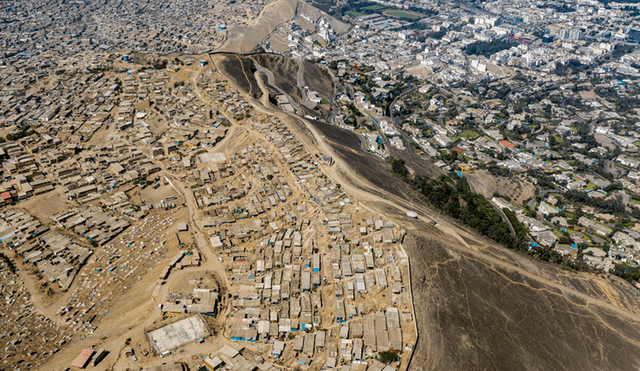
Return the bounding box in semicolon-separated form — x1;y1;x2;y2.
209;54;640;329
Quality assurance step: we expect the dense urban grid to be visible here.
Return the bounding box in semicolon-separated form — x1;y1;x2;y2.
1;0;640;370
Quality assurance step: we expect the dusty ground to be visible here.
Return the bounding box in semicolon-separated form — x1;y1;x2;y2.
405;64;434;81
579;90;599;99
218;0;298;53
216;53;640;371
22;51;640;371
464;170;536;205
215;54;263;100
17;185;76;222
0;126;16;139
404;230;640;371
595;132;617;150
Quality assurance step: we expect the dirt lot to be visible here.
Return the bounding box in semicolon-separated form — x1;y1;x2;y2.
219;0;298;53
17;185;76;222
465;170;536;205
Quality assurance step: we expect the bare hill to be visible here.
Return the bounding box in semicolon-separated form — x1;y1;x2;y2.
297;1;351;34
219;0;298;53
253;54;302;100
218;0;350;54
302;118;640;371
223;53;334;119
405;230;640;371
213;54;262;100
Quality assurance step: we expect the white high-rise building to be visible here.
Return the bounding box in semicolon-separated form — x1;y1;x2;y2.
569;29;582;40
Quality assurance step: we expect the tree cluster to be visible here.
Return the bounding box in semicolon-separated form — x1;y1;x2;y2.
411;174;528;252
463;39;514;58
537;4;576;12
504;208;528;241
554;59;589;76
564;190;625;214
6;130;35;141
379;350;399;363
611;44;636;59
418;30;446;41
391;170;590;273
389;157;409;179
0;252;16;272
610;263;640;283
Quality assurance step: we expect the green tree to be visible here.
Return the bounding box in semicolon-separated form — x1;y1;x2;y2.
389;157;408;178
379;350;399;363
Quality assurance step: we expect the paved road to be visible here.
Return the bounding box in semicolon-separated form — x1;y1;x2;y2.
388;86;419;153
328;92;339;124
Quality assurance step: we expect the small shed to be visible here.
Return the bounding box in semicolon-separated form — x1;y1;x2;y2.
71;349;94;369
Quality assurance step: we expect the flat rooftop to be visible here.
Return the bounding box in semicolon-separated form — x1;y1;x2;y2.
147;316;209;353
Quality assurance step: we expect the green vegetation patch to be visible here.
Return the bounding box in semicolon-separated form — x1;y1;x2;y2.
346;10;366;17
463;39;515;58
379;350;399;363
385;10;424;19
391;163;589;272
610;263;640;283
0;253;16;272
459;130;480;140
362;5;385;10
6;129;36;141
389;157;409;178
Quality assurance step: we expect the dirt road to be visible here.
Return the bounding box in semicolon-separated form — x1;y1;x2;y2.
210;55;640;370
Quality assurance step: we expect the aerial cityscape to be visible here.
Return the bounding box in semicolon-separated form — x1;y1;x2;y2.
1;0;640;370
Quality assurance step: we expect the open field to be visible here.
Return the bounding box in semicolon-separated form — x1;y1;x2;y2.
459;130;480;140
384;10;426;19
362;5;385;10
346;10;365;17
